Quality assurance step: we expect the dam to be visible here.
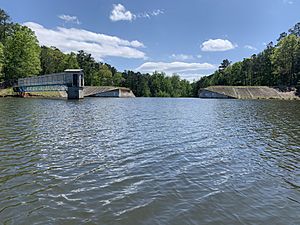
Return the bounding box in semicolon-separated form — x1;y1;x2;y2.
199;86;299;100
14;69;135;99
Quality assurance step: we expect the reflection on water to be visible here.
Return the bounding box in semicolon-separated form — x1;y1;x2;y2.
0;98;299;224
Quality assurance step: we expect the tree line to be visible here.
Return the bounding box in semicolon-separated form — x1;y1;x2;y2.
1;7;300;97
194;23;300;92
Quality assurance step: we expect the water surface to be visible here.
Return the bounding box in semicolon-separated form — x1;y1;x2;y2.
0;98;299;224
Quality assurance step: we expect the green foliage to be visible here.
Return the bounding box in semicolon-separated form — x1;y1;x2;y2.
97;64;113;86
40;46;66;74
121;71;192;97
40;46;79;74
64;52;79;70
271;34;300;85
0;8;12;43
0;43;3;82
4;24;41;83
277;32;287;42
76;51;120;86
112;72;124;86
288;22;300;37
76;50;98;86
219;59;231;71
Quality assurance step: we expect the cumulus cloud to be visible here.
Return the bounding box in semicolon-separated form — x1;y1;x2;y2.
110;4;163;22
171;54;194;61
136;61;215;81
58;14;80;24
136;61;215;74
244;45;257;51
201;39;236;52
24;22;146;60
110;4;135;21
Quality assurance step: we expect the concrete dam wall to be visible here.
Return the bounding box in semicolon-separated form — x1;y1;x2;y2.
199;86;299;100
84;86;135;98
41;86;135;98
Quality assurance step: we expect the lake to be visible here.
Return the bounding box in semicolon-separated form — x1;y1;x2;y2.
0;98;299;224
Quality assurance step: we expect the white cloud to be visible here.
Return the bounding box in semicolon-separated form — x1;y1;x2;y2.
244;45;257;51
110;4;163;22
58;14;80;24
136;61;215;81
130;40;145;48
283;0;293;4
171;54;194;61
178;73;207;82
196;54;202;59
136;61;215;74
110;4;135;21
24;22;146;60
136;9;164;19
151;9;164;16
201;39;236;52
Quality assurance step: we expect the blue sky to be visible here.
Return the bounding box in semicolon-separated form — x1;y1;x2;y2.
1;0;300;80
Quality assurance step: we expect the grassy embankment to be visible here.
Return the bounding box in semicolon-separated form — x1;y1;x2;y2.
0;88;65;98
0;88;16;97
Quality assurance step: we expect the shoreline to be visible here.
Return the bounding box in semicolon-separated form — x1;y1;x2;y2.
0;88;66;99
1;86;300;100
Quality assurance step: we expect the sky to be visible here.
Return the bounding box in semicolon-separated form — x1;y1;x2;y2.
1;0;300;81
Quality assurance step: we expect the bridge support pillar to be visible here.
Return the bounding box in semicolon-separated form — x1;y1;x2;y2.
67;87;84;99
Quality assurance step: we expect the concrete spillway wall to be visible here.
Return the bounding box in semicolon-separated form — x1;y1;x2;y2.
84;86;135;97
199;86;299;100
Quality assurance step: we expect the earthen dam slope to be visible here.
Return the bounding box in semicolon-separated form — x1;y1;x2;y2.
199;86;299;100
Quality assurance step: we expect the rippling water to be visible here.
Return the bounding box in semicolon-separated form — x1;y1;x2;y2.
0;98;299;224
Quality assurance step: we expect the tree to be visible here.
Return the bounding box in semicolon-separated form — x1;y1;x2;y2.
0;8;12;43
40;47;79;75
120;70;192;97
219;59;231;71
40;46;66;74
288;22;300;37
95;64;113;86
4;24;41;84
277;32;287;42
149;71;164;96
64;52;79;70
76;50;98;86
112;72;124;86
0;43;4;82
255;44;274;86
225;62;242;85
272;34;300;85
137;75;151;97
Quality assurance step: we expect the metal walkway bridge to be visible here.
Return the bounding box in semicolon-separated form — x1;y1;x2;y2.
15;69;85;99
